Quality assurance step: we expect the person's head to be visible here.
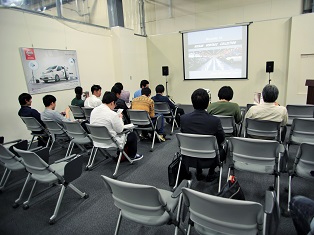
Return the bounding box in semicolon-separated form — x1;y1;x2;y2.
102;91;117;110
140;80;149;88
43;95;57;109
218;86;234;101
141;87;151;97
114;82;123;91
18;93;32;106
262;84;279;103
155;84;165;94
191;88;210;110
75;86;83;100
91;85;102;97
111;85;121;98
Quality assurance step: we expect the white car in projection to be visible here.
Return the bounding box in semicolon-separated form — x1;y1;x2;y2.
40;65;71;83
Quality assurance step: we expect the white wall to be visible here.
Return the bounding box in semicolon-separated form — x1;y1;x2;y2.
147;18;291;106
0;8;149;141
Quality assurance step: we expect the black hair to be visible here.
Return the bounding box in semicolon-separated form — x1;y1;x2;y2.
218;86;233;101
262;84;279;103
18;93;32;105
155;84;165;93
91;84;102;94
102;91;117;104
75;86;83;100
114;82;123;91
43;95;56;107
141;87;151;96
140;80;149;88
191;88;209;110
111;85;121;95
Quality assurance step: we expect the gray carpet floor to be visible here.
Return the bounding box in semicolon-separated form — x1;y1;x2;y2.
0;123;313;235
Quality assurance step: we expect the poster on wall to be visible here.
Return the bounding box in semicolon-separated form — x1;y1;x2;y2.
19;48;81;95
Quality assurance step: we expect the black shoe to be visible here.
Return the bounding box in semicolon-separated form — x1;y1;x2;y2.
205;171;219;182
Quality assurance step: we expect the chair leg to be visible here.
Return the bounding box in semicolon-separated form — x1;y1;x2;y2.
114;211;123;235
49;184;66;224
187;224;192;235
68;183;87;198
49;139;56;153
288;175;292;212
0;168;11;190
13;173;31;207
65;142;73;157
150;131;156;152
23;180;37;207
218;165;223;192
86;147;98;169
173;160;182;191
113;152;122;178
276;175;280;205
28;136;36;149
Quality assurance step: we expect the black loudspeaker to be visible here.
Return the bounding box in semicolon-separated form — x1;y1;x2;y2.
162;66;169;76
266;61;274;73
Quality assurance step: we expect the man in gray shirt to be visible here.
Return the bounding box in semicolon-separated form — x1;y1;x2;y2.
41;95;70;126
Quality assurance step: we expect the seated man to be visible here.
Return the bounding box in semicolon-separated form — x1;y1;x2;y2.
152;84;185;127
90;91;143;161
207;86;242;124
180;88;226;182
114;82;130;105
18;93;47;146
71;86;85;107
245;84;288;142
131;87;166;141
133;80;149;99
41;95;70;127
84;84;102;108
111;85;130;124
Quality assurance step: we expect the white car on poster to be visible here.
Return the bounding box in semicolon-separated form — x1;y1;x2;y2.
40;65;72;83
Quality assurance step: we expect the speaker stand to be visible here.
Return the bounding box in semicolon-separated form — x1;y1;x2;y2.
165;75;169;97
268;72;271;84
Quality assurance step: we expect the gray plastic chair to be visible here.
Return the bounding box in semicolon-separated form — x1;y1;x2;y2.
182;187;264;235
43;120;70;152
228;137;284;204
101;175;186;235
69;105;85;120
127;109;162;151
13;147;88;224
214;115;238;137
286;104;314;126
288;142;314;211
244;118;281;142
287;118;314;150
62;120;92;156
86;124;133;178
154;102;178;135
20;116;51;149
0;140;28;192
81;107;93;122
176;133;223;192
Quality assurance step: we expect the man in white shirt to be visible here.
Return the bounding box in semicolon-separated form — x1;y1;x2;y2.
84;84;102;108
245;84;288;142
90;91;143;161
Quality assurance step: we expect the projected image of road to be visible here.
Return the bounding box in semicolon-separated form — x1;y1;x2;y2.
183;26;248;80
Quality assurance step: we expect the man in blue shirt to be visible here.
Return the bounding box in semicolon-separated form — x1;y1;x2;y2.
133;80;149;99
151;84;185;127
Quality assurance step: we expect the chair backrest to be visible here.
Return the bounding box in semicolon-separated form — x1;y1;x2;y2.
69;105;85;119
81;107;93;121
228;137;282;174
20;116;46;133
293;142;314;179
0;141;26;166
13;147;52;176
245;118;281;141
101;175;170;218
289;118;314;144
214;115;237;136
176;133;218;159
43;120;66;135
154;102;172;115
86;124;119;149
182;187;264;235
127;110;153;126
286;105;314;125
62;120;90;140
246;103;256;112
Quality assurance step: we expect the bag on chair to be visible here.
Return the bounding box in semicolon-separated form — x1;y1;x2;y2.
216;175;245;200
168;152;189;187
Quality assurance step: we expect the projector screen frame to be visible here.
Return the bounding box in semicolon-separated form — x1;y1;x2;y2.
181;24;249;81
